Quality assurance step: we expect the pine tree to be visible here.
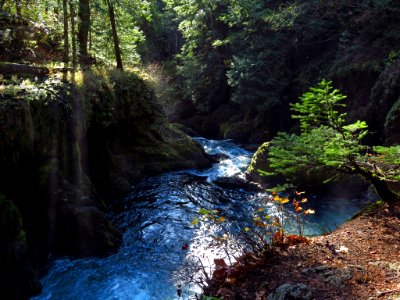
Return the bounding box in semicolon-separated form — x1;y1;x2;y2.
264;80;400;204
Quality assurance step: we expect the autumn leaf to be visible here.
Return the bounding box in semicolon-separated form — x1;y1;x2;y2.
218;216;226;222
295;191;306;195
281;198;290;204
304;209;315;214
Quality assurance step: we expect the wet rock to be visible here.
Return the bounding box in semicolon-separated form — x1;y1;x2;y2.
267;283;313;300
213;176;261;192
51;180;121;257
210;153;230;162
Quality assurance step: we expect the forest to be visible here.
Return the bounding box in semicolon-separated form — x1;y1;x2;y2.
0;0;400;299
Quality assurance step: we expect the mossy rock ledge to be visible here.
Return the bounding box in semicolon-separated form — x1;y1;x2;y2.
0;70;212;299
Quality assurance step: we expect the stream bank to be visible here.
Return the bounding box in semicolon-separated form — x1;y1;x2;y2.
0;69;212;299
203;203;400;300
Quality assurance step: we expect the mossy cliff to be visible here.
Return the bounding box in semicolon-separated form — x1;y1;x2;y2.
0;69;212;299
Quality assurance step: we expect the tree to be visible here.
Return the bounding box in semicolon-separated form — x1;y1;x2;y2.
106;0;123;69
63;0;69;66
264;80;400;204
70;0;77;68
78;0;90;66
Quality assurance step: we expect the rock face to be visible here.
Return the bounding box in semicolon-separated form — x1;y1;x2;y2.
0;195;42;299
267;283;313;300
0;70;212;299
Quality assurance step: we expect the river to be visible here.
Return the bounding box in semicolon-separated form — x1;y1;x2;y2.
32;138;372;300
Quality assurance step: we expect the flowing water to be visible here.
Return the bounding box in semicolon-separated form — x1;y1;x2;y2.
33;138;373;300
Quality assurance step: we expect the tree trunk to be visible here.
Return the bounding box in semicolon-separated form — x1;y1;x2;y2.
69;0;77;69
78;0;90;67
350;159;399;205
15;0;22;17
106;0;123;70
370;177;400;204
63;0;69;66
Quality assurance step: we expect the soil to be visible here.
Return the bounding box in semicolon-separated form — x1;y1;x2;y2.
203;203;400;300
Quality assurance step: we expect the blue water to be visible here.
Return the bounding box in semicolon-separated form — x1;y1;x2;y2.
32;138;372;300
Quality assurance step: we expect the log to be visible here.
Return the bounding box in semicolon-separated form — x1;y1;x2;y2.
0;62;49;76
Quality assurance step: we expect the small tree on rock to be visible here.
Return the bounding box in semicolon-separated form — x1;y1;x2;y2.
263;80;400;205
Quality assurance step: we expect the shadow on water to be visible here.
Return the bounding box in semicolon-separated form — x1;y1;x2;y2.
32;138;373;300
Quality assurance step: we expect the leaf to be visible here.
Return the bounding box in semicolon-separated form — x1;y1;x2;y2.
191;218;200;225
199;208;210;215
280;197;290;204
244;227;250;232
295;191;305;195
218;216;226;222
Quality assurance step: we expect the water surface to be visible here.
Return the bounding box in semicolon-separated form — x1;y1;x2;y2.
33;138;372;300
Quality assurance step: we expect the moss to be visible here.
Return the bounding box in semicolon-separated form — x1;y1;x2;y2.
0;194;26;241
385;97;400;144
246;142;270;175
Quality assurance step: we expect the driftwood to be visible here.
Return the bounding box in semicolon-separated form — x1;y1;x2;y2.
0;62;49;76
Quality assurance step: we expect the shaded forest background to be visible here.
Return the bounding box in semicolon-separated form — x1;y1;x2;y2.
2;0;400;145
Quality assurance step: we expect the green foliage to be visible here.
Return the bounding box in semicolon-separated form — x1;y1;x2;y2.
269;80;371;179
291;80;347;132
265;80;400;202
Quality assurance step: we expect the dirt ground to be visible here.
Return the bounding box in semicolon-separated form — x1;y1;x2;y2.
203;203;400;300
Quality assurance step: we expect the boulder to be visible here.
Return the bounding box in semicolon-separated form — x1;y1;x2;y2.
213;176;261;192
267;283;313;300
245;142;285;188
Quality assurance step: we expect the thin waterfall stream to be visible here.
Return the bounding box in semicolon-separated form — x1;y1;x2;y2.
33;138;373;300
